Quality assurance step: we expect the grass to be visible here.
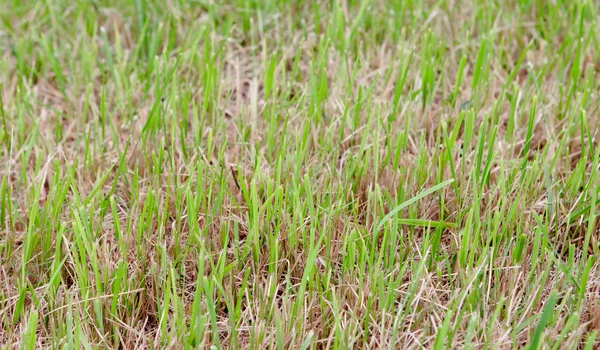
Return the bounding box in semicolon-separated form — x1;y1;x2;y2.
1;0;600;348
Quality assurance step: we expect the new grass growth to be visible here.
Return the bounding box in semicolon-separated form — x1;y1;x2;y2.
1;0;600;348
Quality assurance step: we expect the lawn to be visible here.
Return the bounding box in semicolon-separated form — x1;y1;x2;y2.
1;0;600;348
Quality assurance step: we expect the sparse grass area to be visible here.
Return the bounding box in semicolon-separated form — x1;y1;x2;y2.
1;0;600;348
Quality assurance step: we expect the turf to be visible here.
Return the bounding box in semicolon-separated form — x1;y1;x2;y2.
1;0;600;348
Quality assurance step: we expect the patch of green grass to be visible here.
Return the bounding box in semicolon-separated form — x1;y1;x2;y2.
1;0;600;348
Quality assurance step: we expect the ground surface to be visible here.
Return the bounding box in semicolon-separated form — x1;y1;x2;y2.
1;0;600;349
